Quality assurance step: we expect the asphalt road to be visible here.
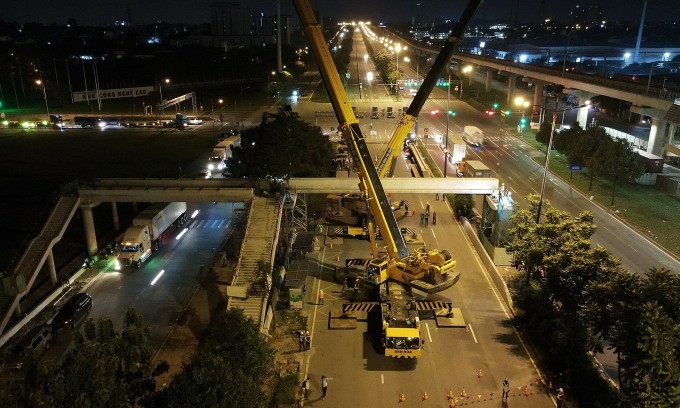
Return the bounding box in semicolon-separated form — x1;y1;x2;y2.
292;29;555;407
86;202;240;347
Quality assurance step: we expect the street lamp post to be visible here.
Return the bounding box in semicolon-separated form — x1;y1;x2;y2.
159;78;170;117
35;80;49;122
443;148;449;178
536;102;590;223
514;96;530;133
445;71;451;168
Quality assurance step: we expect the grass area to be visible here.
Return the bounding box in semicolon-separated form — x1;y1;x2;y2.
544;154;680;256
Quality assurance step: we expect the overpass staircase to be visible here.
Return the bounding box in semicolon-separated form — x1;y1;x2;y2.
0;196;80;335
227;196;282;328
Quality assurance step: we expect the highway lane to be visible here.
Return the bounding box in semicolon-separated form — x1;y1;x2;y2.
86;202;240;347
417;98;680;273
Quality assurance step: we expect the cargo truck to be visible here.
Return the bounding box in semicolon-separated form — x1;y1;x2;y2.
117;202;188;268
463;125;484;146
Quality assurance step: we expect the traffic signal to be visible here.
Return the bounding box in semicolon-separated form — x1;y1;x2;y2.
519;117;527;128
448;110;456;116
502;110;511;117
493;102;499;109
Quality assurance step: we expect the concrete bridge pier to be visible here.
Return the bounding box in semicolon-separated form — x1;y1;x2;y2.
501;73;520;104
567;90;596;128
530;79;547;115
485;69;493;92
47;250;57;286
111;201;119;231
631;106;668;155
80;202;99;257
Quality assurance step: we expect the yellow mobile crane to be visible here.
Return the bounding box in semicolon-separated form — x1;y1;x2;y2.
375;7;482;179
292;0;483;357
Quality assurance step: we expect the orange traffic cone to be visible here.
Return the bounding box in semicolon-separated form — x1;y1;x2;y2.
460;388;467;398
465;325;469;333
448;399;457;408
422;391;429;401
477;369;483;379
447;390;454;400
523;385;529;397
399;392;406;402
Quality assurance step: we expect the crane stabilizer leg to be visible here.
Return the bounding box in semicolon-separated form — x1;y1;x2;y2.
294;0;409;260
376;0;486;178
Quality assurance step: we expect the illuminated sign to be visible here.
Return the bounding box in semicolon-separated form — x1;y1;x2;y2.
73;86;154;102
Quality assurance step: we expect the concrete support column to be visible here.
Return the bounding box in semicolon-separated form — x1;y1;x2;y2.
532;80;546;115
80;204;98;257
567;90;595;128
506;74;517;104
577;105;590;129
648;118;667;156
47;249;58;286
485;70;492;92
132;202;138;213
111;201;119;231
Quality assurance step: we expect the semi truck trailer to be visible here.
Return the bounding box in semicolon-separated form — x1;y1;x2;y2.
117;202;188;268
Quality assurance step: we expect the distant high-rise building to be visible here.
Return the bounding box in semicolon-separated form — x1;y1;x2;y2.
210;2;251;36
209;2;290;49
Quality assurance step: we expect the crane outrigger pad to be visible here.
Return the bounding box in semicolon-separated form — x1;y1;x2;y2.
435;307;466;327
328;309;359;330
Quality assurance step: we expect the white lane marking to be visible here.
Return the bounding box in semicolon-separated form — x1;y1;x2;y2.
216;219;224;228
194;220;205;228
381;374;385;384
468;324;478;344
431;230;437;239
425;322;433;343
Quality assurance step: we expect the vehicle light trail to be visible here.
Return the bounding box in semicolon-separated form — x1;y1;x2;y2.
150;269;165;285
175;228;188;240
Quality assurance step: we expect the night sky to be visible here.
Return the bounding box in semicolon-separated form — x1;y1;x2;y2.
2;0;678;26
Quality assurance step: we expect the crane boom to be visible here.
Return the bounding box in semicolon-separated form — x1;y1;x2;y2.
376;0;485;178
293;0;409;259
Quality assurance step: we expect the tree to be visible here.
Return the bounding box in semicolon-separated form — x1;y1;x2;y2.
598;137;645;205
506;195;596;285
226;108;334;178
3;309;165;407
620;302;680;407
144;309;274;408
583;127;615;190
534;121;552;146
451;194;474;218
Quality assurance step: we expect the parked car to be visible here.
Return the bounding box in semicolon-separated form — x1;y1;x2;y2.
4;324;53;370
52;293;92;330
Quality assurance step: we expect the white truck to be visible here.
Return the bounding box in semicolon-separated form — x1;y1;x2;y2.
117;202;188;268
209;135;241;172
463;125;484;146
446;132;467;165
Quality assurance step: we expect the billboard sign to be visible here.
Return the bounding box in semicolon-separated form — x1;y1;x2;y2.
73;86;154;102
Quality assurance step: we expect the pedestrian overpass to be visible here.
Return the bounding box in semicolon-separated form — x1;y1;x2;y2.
0;176;498;337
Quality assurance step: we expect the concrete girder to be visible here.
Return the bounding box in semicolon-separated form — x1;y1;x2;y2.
287;177;499;195
79;187;254;203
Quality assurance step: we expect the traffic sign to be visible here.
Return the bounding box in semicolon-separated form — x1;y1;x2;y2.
568;164;584;171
